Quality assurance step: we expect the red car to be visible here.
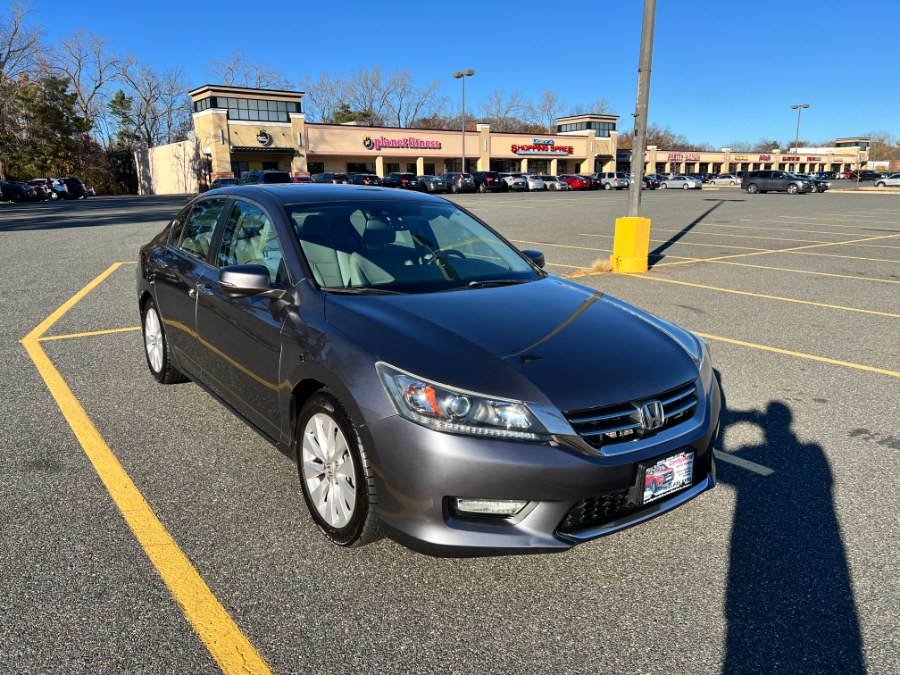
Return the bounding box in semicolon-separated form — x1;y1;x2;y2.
645;464;675;493
559;174;592;190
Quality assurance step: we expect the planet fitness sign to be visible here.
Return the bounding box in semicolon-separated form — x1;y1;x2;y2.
363;136;442;151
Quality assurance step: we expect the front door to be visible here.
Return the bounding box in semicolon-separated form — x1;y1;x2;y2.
196;199;288;439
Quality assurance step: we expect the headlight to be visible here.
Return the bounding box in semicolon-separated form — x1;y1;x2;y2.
376;363;548;441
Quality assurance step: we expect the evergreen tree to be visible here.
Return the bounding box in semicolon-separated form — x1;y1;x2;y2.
15;76;88;176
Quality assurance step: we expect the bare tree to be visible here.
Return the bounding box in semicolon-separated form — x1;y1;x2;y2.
116;58;190;147
205;50;291;90
0;2;41;177
384;70;441;128
300;71;346;123
45;30;119;143
479;89;527;132
344;66;392;125
526;89;566;134
567;98;614;116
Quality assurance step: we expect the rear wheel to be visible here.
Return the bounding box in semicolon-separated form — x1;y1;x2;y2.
661;183;668;189
297;392;381;547
747;183;759;194
478;183;487;193
876;182;885;188
141;299;188;384
682;183;689;190
603;183;612;190
786;183;799;195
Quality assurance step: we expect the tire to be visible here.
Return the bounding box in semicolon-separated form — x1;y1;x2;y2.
478;183;487;193
876;182;885;188
682;184;689;190
786;183;799;195
661;183;668;189
730;181;737;185
141;299;188;384
450;184;457;194
747;183;759;194
603;183;612;190
297;392;381;547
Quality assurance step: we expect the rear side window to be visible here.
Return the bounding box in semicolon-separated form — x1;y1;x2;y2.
216;201;285;284
173;198;228;260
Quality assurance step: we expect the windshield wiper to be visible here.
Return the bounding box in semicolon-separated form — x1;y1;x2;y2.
467;279;531;288
321;287;405;295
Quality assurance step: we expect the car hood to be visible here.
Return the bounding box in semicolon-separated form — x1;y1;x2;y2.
324;277;699;413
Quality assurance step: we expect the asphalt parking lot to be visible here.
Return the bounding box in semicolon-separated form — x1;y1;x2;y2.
1;187;898;674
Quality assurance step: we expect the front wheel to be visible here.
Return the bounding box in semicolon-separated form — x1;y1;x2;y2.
141;299;188;384
876;182;885;188
747;183;759;194
297;392;381;547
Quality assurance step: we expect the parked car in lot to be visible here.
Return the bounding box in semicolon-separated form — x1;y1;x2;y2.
59;177;87;199
293;176;313;184
740;170;812;195
848;170;882;182
497;172;528;192
241;170;293;185
415;175;446;193
311;172;350;185
441;172;476;193
558;174;591;191
799;174;831;193
660;175;702;190
708;174;740;185
210;177;238;189
471;171;505;193
29;178;67;200
525;175;545;191
0;180;37;202
874;173;900;188
382;172;418;189
137;183;720;554
25;181;51;200
641;175;660;190
349;174;382;186
595;172;630;190
541;176;569;191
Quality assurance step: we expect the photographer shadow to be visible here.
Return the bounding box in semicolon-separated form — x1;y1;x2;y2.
716;371;864;673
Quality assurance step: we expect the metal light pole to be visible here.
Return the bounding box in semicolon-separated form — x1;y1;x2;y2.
453;70;475;173
627;0;657;218
791;103;809;170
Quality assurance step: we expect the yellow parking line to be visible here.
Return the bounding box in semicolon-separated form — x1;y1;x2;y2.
738;218;900;233
696;221;875;238
510;238;701;260
20;264;272;675
579;232;769;252
694;260;900;284
38;326;142;341
630;275;900;318
654;231;900;267
644;226;900;250
697;333;900;378
780;250;900;264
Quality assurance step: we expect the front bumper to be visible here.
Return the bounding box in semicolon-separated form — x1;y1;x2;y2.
365;375;721;556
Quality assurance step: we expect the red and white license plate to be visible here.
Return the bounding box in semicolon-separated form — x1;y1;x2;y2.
641;451;694;504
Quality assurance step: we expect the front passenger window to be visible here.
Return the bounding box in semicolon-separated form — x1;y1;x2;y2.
216;201;285;284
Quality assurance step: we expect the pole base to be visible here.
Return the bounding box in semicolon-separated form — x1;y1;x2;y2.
610;216;651;274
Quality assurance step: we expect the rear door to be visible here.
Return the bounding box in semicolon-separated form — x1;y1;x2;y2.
152;198;229;377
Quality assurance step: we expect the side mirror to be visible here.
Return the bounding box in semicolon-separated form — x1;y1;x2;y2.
522;249;545;269
219;264;285;298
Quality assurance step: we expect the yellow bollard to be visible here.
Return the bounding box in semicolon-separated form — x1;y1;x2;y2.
609;216;652;273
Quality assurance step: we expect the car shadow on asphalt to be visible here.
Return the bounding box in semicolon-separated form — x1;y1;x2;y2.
715;370;865;673
0;195;192;232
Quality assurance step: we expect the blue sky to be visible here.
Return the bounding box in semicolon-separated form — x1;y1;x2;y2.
28;1;899;147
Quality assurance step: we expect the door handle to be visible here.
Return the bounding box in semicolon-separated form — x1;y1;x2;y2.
198;283;214;295
188;288;196;299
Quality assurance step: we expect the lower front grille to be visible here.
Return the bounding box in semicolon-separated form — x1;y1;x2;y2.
558;489;639;535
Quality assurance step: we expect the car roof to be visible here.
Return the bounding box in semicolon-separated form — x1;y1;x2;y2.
202;183;450;208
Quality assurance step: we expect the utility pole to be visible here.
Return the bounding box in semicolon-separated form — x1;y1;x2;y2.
611;0;657;274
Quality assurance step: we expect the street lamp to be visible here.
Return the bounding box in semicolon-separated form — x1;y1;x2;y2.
453;70;475;172
791;104;810;169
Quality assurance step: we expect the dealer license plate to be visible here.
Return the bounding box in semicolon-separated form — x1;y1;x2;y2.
641;451;694;504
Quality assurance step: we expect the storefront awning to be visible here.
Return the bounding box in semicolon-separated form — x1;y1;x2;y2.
231;146;294;154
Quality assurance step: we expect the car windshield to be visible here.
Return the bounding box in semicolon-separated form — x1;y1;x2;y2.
287;200;543;294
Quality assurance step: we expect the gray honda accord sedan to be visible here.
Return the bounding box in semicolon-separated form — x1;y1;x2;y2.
137;184;720;555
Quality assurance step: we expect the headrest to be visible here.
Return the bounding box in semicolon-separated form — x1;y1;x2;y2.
363;218;393;246
301;214;330;239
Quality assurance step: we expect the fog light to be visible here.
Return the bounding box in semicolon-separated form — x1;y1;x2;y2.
452;498;529;516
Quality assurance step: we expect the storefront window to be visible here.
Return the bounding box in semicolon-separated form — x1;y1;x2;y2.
386;163;400;174
210;96;301;122
307;162;325;175
347;162;376;174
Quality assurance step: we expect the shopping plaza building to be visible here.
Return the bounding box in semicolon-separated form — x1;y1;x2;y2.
135;85;870;194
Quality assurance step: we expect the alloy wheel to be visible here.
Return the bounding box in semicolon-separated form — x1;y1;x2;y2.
301;412;357;529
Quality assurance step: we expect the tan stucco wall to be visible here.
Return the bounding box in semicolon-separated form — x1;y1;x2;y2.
135;139;200;195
